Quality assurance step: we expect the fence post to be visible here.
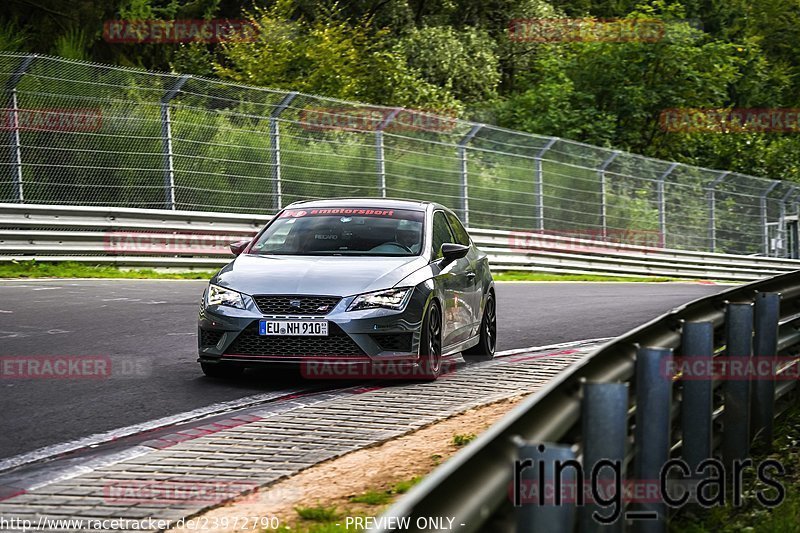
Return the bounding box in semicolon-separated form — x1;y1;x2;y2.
515;442;577;533
534;137;558;232
722;302;753;468
598;151;620;241
634;347;672;533
706;171;729;253
750;292;780;447
375;108;401;199
656;163;678;248
778;187;797;258
760;181;780;256
679;322;714;476
269;91;298;212
160;75;190;210
457;124;484;226
581;382;628;533
4;54;37;203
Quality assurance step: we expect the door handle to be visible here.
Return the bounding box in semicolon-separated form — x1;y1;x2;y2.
466;271;477;279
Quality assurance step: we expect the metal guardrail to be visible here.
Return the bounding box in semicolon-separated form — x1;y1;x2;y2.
1;203;800;280
371;272;800;533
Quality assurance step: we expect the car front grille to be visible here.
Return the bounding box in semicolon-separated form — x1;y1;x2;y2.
199;328;225;347
370;333;414;352
224;322;365;357
253;295;341;315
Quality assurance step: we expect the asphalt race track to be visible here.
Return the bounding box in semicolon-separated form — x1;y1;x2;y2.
0;279;725;460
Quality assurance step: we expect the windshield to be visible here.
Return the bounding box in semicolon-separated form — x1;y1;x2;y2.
250;207;425;256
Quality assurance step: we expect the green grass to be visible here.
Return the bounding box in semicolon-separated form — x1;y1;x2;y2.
1;262;721;284
349;490;393;505
276;522;364;533
493;271;682;282
0;261;217;279
452;433;477;446
294;505;341;522
391;476;422;495
671;401;800;532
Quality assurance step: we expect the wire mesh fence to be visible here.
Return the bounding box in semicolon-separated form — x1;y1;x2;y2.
1;52;797;256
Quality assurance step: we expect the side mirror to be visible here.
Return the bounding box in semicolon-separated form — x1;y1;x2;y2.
229;240;250;256
440;243;469;264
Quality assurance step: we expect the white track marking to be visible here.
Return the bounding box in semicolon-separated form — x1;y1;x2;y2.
0;338;609;475
0;389;303;473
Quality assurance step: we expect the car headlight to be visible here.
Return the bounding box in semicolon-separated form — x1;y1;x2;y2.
207;284;246;309
347;288;412;312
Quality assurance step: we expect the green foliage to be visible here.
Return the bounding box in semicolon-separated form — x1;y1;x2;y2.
349;490;392;505
394;26;500;103
2;0;800;206
215;1;458;111
452;433;477;446
294;505;341;522
493;271;681;282
0;261;217;279
53;28;92;60
391;476;422;494
0;20;28;52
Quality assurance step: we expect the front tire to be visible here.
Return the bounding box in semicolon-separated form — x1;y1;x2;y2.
463;292;496;362
419;300;443;380
201;362;244;379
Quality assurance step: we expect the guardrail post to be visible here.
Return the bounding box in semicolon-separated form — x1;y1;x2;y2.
375;108;401;199
778;187;797;258
534;137;558;232
516;442;576;533
160;75;190;210
656;163;678;248
722;303;753;468
581;382;628;533
679;322;714;476
706;171;729;253
269;92;298;211
634;347;672;533
4;54;37;203
750;292;780;447
457;124;484;226
598;151;620;241
760;182;780;256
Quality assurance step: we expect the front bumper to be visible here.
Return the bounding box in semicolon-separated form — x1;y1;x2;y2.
198;289;428;366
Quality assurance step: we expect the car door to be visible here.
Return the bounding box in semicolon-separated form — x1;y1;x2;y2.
431;210;472;347
446;211;482;335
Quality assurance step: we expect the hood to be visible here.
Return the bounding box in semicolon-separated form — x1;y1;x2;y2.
215;254;429;296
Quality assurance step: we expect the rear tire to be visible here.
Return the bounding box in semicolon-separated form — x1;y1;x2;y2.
201;362;244;379
418;301;443;380
463;292;496;363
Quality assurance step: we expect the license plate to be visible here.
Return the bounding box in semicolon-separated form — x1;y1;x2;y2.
259;320;328;336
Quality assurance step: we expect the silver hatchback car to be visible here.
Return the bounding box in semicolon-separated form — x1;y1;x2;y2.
198;198;496;380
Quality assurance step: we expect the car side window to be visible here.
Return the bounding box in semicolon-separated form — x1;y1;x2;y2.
446;212;471;246
431;211;455;259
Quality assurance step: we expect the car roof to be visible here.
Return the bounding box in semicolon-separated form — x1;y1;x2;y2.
285;198;444;212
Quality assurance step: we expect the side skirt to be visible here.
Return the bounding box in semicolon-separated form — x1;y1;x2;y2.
442;334;480;357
